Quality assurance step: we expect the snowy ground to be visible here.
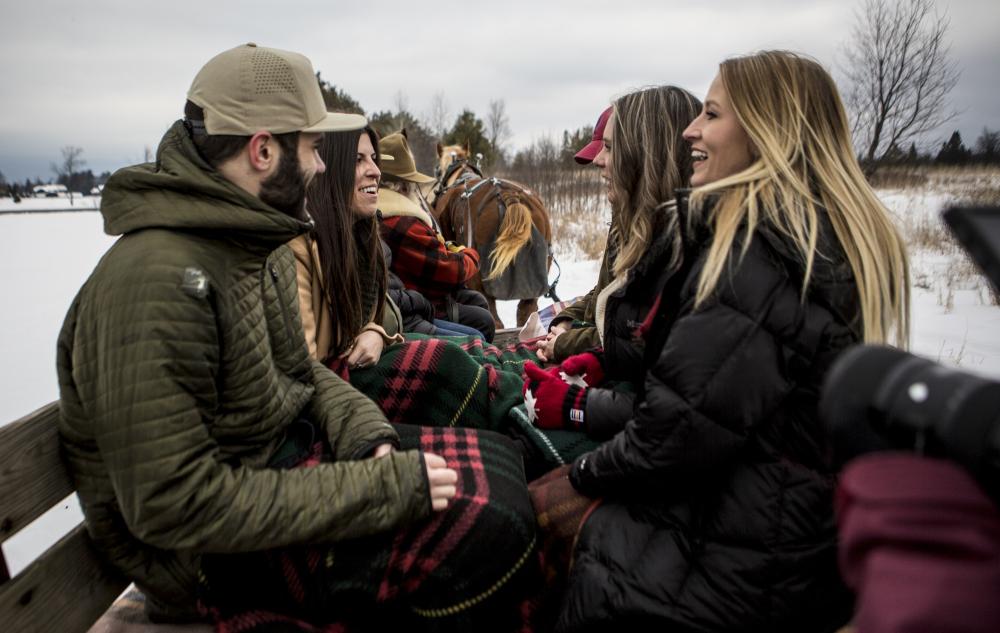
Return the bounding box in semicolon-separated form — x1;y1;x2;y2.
1;188;998;576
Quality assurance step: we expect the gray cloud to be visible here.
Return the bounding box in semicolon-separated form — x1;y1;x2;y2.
1;0;997;181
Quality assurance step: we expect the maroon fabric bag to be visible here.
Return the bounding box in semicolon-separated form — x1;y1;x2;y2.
836;452;1000;633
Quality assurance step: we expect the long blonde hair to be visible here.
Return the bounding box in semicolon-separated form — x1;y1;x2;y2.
609;85;702;278
690;50;909;347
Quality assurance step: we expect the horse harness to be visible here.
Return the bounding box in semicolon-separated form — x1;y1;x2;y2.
434;160;563;301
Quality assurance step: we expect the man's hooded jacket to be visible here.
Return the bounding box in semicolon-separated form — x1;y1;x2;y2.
57;122;430;617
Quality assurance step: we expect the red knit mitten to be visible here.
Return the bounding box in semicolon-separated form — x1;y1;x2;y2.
523;362;588;430
560;351;606;387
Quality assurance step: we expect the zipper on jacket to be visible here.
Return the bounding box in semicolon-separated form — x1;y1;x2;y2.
269;261;299;346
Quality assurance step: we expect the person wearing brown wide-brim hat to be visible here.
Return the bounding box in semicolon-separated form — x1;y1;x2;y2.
378;130;496;342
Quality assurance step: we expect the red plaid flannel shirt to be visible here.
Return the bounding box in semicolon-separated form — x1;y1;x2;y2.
380;215;480;302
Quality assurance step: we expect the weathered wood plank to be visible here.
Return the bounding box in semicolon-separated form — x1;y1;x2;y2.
0;402;74;541
0;524;128;633
493;327;521;347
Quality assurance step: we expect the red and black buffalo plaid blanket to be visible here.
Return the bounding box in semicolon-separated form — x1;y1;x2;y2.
334;335;538;432
198;424;539;633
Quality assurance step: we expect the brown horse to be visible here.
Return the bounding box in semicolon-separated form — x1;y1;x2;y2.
432;143;554;328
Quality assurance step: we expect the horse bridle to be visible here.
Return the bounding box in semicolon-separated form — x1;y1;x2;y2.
433;157;483;201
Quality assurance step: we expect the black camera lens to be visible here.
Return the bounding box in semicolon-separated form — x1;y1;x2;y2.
822;344;1000;502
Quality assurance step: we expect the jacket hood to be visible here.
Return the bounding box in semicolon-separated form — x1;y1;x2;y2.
100;120;311;243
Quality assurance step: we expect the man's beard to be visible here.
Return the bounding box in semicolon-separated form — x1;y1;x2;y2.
259;150;307;220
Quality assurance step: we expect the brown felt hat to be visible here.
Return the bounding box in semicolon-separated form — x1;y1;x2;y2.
187;43;366;135
378;131;436;183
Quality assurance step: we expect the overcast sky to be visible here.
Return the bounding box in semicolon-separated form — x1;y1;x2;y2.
1;0;997;182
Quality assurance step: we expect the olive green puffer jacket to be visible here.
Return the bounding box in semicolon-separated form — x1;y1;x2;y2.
57;121;430;618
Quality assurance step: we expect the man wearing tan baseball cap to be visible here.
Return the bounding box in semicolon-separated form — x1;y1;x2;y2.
57;44;463;625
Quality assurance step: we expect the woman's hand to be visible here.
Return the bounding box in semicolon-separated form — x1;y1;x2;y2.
341;329;384;369
423;453;458;511
535;322;569;363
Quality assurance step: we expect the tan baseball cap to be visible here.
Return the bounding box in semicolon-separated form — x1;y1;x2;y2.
187;43;367;135
378;131;435;183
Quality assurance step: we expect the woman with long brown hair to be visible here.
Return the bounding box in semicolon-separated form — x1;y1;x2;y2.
290;126;531;431
288;124;539;631
523;85;701;454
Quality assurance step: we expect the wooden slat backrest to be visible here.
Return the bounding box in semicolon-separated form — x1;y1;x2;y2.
0;402;129;632
0;524;128;632
0;402;73;541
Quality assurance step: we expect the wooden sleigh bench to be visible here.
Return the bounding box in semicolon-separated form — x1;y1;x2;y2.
0;402;210;633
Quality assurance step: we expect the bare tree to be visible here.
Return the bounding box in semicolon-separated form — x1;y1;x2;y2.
423;91;451;139
486;99;513;163
393;90;410;116
842;0;960;164
51;145;85;206
975;127;1000;162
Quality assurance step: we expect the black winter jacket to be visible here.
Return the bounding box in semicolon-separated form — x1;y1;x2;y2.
582;221;680;440
561;199;858;632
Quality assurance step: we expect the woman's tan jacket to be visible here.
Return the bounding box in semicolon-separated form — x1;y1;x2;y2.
288;234;403;361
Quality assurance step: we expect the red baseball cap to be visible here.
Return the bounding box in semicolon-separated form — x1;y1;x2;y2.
574;106;613;165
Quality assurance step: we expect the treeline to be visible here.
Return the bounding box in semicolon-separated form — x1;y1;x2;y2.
316;73;601;180
872;128;1000;167
0;168;112;199
317;74;513;175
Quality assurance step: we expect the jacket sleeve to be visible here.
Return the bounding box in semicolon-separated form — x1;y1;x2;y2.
381;294;404;338
289;235;321;360
550;240;612;332
283;240;402;458
381;216;480;291
570;245;801;497
83;262;429;554
307;359;402;461
550;324;601;362
549;284;596;335
583;387;636;440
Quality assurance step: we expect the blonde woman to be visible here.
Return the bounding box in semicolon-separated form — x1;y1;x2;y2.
545;52;909;631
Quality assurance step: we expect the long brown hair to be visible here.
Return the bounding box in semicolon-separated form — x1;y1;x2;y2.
690;51;909;347
608;85;702;278
307;126;387;354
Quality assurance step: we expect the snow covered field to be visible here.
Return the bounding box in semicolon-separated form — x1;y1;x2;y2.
1;184;998;575
2;187;997;426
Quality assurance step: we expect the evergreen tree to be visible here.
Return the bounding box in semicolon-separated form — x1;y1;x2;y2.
369;109;438;174
315;72;364;115
936;130;971;164
444;109;496;169
560;125;594;167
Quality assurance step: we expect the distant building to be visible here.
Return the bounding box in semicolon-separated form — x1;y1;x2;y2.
33;184;68;198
